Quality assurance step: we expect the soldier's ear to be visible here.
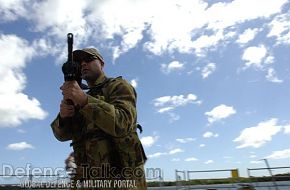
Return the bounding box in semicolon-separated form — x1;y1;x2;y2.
100;62;105;70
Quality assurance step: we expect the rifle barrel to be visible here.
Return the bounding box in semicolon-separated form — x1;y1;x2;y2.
67;33;73;62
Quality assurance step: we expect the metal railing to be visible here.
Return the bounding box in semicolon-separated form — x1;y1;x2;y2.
247;166;290;189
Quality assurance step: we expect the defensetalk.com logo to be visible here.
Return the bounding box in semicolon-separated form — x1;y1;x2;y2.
1;163;161;179
79;163;144;179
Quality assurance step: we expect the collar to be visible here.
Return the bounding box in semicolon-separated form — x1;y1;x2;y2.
90;73;108;88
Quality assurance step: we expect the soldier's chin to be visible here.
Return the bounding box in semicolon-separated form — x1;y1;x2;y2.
81;74;89;80
82;74;96;82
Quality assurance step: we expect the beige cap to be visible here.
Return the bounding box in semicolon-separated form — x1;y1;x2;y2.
73;48;105;64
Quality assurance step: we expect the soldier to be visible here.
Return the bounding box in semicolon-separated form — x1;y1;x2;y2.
51;48;147;190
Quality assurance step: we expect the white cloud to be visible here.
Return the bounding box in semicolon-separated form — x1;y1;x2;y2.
204;160;214;164
284;125;290;134
89;0;150;60
264;55;275;65
241;47;281;83
168;148;184;155
30;0;89;41
176;138;196;143
205;0;287;30
6;141;34;151
199;144;205;148
168;112;180;123
143;0;287;56
249;155;257;159
140;135;159;148
158;107;174;114
233;118;282;149
201;63;216;79
242;45;267;68
185;157;198;162
1;0;288;60
237;28;260;44
267;13;290;45
205;104;236;124
161;61;184;74
153;93;201;122
266;68;283;83
0;34;48;127
0;0;29;22
32;38;60;57
147;152;167;159
130;78;138;88
190;31;225;56
17;129;26;133
203;131;219;138
171;158;180;162
250;160;263;164
154;94;200;109
266;149;290;160
143;0;208;55
147;147;183;159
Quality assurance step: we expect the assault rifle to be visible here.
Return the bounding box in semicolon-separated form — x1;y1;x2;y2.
62;33;82;86
62;33;88;90
61;33;88;108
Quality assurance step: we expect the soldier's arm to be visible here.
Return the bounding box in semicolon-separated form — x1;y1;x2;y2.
51;114;73;141
79;78;137;137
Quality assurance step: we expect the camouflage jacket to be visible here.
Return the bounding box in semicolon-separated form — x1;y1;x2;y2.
51;74;147;183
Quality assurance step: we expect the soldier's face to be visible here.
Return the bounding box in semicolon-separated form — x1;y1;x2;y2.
81;58;103;82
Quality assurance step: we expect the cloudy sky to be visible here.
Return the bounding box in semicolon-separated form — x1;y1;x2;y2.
1;0;290;181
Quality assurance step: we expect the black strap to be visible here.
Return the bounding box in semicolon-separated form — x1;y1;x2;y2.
137;124;143;133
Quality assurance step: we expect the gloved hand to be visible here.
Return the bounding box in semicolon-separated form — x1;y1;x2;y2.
59;99;75;118
60;81;88;108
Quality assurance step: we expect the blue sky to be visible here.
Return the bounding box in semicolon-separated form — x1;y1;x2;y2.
1;0;290;181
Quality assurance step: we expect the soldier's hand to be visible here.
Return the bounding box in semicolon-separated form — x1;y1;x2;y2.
60;81;88;107
60;100;75;118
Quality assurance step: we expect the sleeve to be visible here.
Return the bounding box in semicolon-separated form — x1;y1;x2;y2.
79;79;137;137
50;114;73;142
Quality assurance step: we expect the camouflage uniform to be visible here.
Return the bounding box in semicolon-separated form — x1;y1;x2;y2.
51;73;147;190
